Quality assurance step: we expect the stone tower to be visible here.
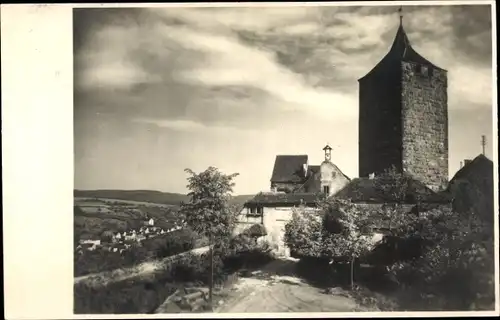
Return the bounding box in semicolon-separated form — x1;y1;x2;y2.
358;14;448;191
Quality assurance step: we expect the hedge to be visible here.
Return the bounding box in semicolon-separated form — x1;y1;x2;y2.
75;228;205;277
75;240;275;314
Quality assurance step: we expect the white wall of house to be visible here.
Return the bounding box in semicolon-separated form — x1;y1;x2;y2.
320;161;350;196
235;205;318;258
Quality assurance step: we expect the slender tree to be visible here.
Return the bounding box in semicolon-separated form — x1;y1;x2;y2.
180;166;239;309
321;198;375;289
285;199;374;289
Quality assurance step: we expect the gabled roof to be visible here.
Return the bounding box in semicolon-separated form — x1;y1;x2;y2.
308;165;320;173
244;192;325;207
359;23;445;81
448;154;493;187
270;155;308;183
446;154;494;221
333;176;451;204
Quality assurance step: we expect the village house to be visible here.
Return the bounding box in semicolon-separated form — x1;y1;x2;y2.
236;145;350;257
239;192;325;256
79;238;101;246
142;216;155;226
270;144;350;195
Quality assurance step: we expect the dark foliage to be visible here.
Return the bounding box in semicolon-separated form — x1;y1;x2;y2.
74;274;179;314
75;240;274;314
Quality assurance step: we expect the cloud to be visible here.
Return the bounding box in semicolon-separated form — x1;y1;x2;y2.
155;23;358;119
74;5;494;193
152;6;317;32
132;117;260;134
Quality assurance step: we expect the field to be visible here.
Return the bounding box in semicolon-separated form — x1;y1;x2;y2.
74;190;252;241
74;189;254;278
74;189;253;207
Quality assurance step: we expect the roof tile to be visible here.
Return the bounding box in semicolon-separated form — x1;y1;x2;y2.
270;155;308;183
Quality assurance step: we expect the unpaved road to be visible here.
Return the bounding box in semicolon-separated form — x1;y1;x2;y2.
216;258;360;313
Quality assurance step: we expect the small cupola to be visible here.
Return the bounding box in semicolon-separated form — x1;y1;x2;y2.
323;144;332;162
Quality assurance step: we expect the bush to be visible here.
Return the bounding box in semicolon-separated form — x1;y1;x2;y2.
387;211;495;311
144;229;197;259
75;234;275;313
222;248;274;273
74;276;178;314
75;251;218;314
284;208;324;258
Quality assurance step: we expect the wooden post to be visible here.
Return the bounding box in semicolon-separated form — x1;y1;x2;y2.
209;234;213;310
350;256;355;290
481;135;486;155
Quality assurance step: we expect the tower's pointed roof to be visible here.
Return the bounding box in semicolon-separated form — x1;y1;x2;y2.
359;20;445;81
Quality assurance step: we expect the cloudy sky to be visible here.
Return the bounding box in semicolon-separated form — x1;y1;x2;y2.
74;4;493;195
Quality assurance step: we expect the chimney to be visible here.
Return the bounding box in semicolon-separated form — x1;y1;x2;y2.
460;161;463;168
464;159;472;166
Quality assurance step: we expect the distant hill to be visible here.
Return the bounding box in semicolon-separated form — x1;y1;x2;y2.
74;189;254;207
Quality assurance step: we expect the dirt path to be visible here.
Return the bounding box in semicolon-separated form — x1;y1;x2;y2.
215;258;360;313
74;246;209;287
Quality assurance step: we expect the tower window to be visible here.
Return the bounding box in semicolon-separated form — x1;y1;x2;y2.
416;64;429;76
421;66;428;76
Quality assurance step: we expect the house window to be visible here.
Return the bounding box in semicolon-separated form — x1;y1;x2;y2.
248;206;263;217
323;186;330;194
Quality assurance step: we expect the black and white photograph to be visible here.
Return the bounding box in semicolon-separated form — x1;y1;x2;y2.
71;2;496;315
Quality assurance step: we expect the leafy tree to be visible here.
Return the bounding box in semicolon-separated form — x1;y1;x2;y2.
284;208;324;258
321;198;376;289
179;166;239;307
388;207;494;310
285;199;375;289
450;178;494;225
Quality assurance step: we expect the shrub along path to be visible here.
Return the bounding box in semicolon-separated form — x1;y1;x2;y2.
75;246;209;288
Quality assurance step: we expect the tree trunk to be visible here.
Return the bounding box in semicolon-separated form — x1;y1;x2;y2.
350;256;355;290
209;235;214;310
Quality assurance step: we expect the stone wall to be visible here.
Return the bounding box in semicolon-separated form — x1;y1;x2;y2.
401;62;448;191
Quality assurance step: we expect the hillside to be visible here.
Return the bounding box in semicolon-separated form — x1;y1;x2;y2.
74;189;254;207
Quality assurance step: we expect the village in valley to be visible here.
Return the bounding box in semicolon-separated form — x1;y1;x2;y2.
73;4;496;316
75;211;183;254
